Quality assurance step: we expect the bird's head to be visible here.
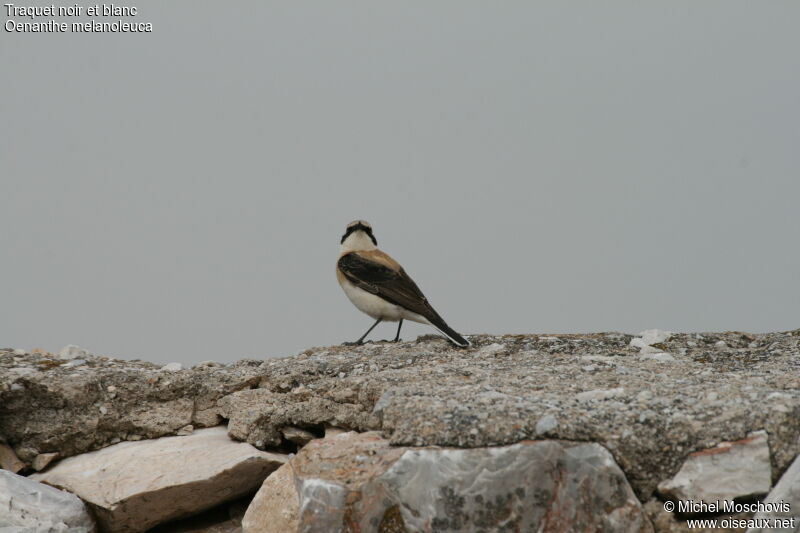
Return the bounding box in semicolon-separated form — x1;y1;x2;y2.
340;220;377;252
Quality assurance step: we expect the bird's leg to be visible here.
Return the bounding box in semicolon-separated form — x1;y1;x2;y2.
343;318;382;346
393;319;403;342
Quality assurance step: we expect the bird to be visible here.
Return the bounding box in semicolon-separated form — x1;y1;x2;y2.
336;220;469;347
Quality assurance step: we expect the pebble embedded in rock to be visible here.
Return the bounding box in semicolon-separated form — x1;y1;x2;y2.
535;414;558;435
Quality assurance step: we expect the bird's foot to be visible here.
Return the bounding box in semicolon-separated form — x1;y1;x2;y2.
342;341;363;346
393;338;402;343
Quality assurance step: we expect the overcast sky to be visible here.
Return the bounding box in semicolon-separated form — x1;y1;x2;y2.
2;2;798;364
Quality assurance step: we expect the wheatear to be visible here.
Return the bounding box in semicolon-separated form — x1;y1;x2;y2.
336;220;469;347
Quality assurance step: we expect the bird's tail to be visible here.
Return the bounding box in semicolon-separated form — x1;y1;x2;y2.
429;319;470;347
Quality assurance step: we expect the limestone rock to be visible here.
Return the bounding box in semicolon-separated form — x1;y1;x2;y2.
217;388;376;449
657;430;771;503
4;330;800;500
242;431;651;533
747;452;800;533
58;344;90;360
31;426;287;533
640;329;674;345
241;459;299;533
0;351;263;465
0;469;96;532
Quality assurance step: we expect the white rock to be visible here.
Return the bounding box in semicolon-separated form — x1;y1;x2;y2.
639;345;662;355
12;348;27;356
479;343;505;355
160;362;183;371
58;344;90;360
637;390;653;402
629;337;646;349
639;329;673;345
657;430;771;503
0;470;95;532
535;414;558;435
576;388;625;402
31;426;287;532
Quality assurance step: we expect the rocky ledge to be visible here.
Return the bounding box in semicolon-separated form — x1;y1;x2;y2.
1;329;799;532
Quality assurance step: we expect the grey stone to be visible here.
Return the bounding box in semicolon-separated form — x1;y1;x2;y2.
31;426;287;533
658;430;772;503
0;469;96;532
242;431;651;533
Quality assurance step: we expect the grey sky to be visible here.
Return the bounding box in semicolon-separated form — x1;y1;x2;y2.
2;2;798;364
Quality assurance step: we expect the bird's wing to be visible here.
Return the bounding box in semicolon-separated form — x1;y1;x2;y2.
337;251;445;323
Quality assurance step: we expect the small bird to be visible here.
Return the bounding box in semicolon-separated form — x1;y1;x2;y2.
336;220;469;347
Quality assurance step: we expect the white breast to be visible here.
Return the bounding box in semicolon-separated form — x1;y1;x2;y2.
338;276;429;324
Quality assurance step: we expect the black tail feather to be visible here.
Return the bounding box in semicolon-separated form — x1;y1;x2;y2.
430;320;470;347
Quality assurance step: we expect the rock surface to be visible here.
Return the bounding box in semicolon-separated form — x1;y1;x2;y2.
0;439;25;473
3;329;800;531
241;459;299;533
0;348;265;463
748;452;800;532
243;431;651;533
30;426;287;533
658;430;772;503
0;469;96;532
